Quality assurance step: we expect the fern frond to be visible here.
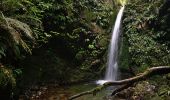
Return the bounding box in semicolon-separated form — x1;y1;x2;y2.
6;18;35;41
0;12;34;54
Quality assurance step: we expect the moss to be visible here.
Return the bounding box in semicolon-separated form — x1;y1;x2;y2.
0;67;16;88
75;50;87;61
119;37;130;71
98;36;109;48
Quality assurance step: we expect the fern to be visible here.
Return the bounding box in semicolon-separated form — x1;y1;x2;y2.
0;66;16;89
6;18;35;41
0;12;35;56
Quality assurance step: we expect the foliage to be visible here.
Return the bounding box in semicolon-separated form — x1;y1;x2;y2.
1;0;170;99
123;0;170;73
0;12;36;60
0;1;115;97
38;0;114;74
0;66;16;89
121;0;170;99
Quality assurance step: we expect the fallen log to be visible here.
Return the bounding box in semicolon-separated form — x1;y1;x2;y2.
68;66;170;100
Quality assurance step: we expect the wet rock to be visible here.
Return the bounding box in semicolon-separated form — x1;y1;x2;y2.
132;81;156;99
115;87;135;99
114;81;156;100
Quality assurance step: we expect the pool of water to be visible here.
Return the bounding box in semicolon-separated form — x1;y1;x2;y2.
46;82;115;100
19;82;116;100
68;83;114;100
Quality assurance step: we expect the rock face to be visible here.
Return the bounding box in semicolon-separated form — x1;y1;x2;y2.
114;81;156;100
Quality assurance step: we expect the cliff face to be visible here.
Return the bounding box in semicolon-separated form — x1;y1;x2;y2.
117;0;170;99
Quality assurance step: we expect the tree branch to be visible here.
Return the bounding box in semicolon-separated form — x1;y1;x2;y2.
68;66;170;100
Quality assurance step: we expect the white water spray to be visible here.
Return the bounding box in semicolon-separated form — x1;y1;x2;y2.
97;6;125;85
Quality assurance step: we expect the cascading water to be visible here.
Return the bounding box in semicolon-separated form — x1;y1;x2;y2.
97;6;125;85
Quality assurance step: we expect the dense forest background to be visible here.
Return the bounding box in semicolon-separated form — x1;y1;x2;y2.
0;0;170;100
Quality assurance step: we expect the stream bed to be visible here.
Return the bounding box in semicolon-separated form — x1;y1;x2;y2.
20;82;116;100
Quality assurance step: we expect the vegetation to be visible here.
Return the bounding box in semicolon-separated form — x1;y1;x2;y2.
123;0;170;72
0;0;170;100
0;0;115;99
119;0;170;99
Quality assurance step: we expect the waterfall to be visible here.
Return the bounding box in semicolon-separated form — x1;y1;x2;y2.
97;6;125;85
105;6;125;81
